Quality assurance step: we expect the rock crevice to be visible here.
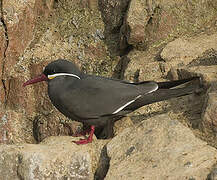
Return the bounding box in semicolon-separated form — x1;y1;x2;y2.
0;0;9;106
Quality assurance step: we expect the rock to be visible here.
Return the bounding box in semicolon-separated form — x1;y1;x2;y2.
0;110;35;144
162;33;217;81
161;34;217;65
0;0;120;144
166;64;217;130
32;112;82;143
122;0;217;49
98;0;131;55
2;0;53;78
0;0;54;144
105;114;217;180
124;34;217;84
174;66;217;90
0;136;106;180
124;50;165;82
113;116;133;136
207;168;217;180
99;0;130;32
202;93;217;135
123;0;151;47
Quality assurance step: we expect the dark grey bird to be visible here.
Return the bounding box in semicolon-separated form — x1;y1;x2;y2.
23;59;202;144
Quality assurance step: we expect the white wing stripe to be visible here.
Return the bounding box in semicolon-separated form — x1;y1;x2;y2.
147;84;158;94
48;73;81;79
112;95;142;114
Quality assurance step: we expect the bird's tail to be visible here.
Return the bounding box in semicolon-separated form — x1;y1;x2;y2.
126;77;203;111
157;77;200;89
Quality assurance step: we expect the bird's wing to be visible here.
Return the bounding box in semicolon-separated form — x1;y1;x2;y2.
57;76;158;119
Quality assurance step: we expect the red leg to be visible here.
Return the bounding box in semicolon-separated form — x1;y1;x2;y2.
72;126;95;145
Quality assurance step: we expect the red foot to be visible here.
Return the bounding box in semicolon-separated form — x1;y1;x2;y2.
72;126;95;145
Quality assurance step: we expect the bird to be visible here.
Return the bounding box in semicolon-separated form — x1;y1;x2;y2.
23;59;202;144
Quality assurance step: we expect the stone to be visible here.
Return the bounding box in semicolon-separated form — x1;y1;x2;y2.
123;0;150;47
0;0;120;144
174;66;217;90
0;110;35;144
105;114;217;180
0;0;54;144
32;111;82;143
0;136;105;180
124;50;165;82
161;34;217;65
113;116;133;136
2;0;53;78
162;34;217;81
99;0;130;31
207;168;217;180
122;0;217;49
98;0;131;55
202;93;217;135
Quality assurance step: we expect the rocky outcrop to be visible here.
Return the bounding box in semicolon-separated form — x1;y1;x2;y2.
161;34;217;65
1;115;217;179
105;114;217;180
0;136;107;179
0;0;54;144
202;92;217;136
0;0;217;179
0;0;120;144
121;0;217;49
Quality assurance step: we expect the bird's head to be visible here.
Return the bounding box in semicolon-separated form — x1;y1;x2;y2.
23;59;81;87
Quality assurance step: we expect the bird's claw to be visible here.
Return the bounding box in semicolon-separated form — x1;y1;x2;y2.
72;125;95;145
72;138;92;145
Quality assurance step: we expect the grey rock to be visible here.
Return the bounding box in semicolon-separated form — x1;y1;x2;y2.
0;136;106;180
105;114;217;180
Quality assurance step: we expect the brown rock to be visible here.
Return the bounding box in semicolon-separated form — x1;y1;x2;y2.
3;0;41;77
161;34;217;65
123;0;150;46
160;33;217;80
0;0;54;144
0;110;34;144
124;50;164;82
113;116;133;136
32;111;82;143
0;112;11;144
174;66;217;89
99;0;130;32
122;0;217;49
98;0;131;55
0;0;121;144
105;114;217;180
202;93;217;135
0;26;7;79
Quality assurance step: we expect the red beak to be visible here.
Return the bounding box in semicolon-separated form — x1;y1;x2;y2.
23;74;48;87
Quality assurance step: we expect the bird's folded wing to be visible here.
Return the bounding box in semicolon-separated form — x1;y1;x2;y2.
58;76;158;119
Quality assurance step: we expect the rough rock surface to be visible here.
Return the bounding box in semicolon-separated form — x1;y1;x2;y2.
0;0;120;144
0;0;217;179
161;34;217;75
98;0;131;55
122;0;217;49
161;34;217;64
0;136;106;180
105;114;217;180
202;93;217;135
